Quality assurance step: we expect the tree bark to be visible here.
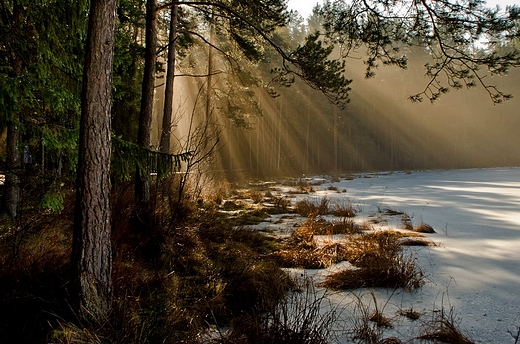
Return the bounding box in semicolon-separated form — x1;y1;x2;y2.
72;0;117;321
136;0;157;204
2;1;22;219
159;4;178;154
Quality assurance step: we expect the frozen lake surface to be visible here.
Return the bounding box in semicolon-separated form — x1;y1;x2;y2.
266;168;520;343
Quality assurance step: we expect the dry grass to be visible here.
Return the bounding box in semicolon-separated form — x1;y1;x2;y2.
330;199;357;217
315;242;353;267
304;217;361;235
348;292;403;344
294;198;330;217
294;197;357;218
417;308;474;343
271;225;325;268
383;208;405;216
51;322;105;344
370;311;393;328
271;217;362;269
222;278;337;344
400;213;413;230
0;212;73;344
319;231;425;291
398;307;421;321
414;222;436;233
399;237;435;247
1;180;296;344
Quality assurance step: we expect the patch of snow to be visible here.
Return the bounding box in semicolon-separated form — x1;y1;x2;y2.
258;168;520;343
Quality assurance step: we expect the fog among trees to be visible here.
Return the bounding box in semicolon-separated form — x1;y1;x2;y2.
1;0;520;342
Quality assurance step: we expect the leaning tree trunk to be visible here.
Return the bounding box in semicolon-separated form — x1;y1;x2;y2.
159;4;178;154
72;0;117;322
136;0;157;205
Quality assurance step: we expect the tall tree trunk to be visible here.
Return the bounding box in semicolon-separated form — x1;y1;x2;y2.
2;1;22;219
333;106;338;173
72;0;117;321
206;13;214;122
305;88;310;173
159;4;178;154
136;0;157;204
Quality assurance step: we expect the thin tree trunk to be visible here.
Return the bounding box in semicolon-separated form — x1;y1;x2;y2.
333;106;338;173
206;12;214;122
159;4;178;154
136;0;157;205
305;88;310;173
4;115;20;218
72;0;117;321
277;97;282;170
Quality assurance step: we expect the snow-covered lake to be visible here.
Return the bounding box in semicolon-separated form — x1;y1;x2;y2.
270;168;520;343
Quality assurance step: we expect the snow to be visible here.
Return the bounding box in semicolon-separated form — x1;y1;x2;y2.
261;167;520;343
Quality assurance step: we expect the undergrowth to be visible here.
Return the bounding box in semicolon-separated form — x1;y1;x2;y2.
0;177;469;344
0;180;292;344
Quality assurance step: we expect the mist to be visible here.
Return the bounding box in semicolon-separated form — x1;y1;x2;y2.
152;44;520;180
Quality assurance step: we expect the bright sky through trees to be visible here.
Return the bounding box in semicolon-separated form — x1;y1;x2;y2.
288;0;520;20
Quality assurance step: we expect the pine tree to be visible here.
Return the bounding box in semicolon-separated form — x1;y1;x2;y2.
72;0;117;321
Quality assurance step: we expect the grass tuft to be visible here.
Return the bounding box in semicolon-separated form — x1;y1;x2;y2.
370;311;393;328
417;307;474;343
294;198;330;217
414;222;436;233
319;231;424;291
222;277;337;344
398;307;421;321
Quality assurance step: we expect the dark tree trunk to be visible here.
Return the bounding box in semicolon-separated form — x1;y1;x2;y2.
72;0;117;321
2;1;22;219
136;0;157;204
4;97;21;219
159;4;178;154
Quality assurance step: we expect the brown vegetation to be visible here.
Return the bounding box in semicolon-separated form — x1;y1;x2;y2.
0;182;293;343
418;308;474;343
319;231;425;291
0;179;467;344
271;216;363;269
294;197;357;218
